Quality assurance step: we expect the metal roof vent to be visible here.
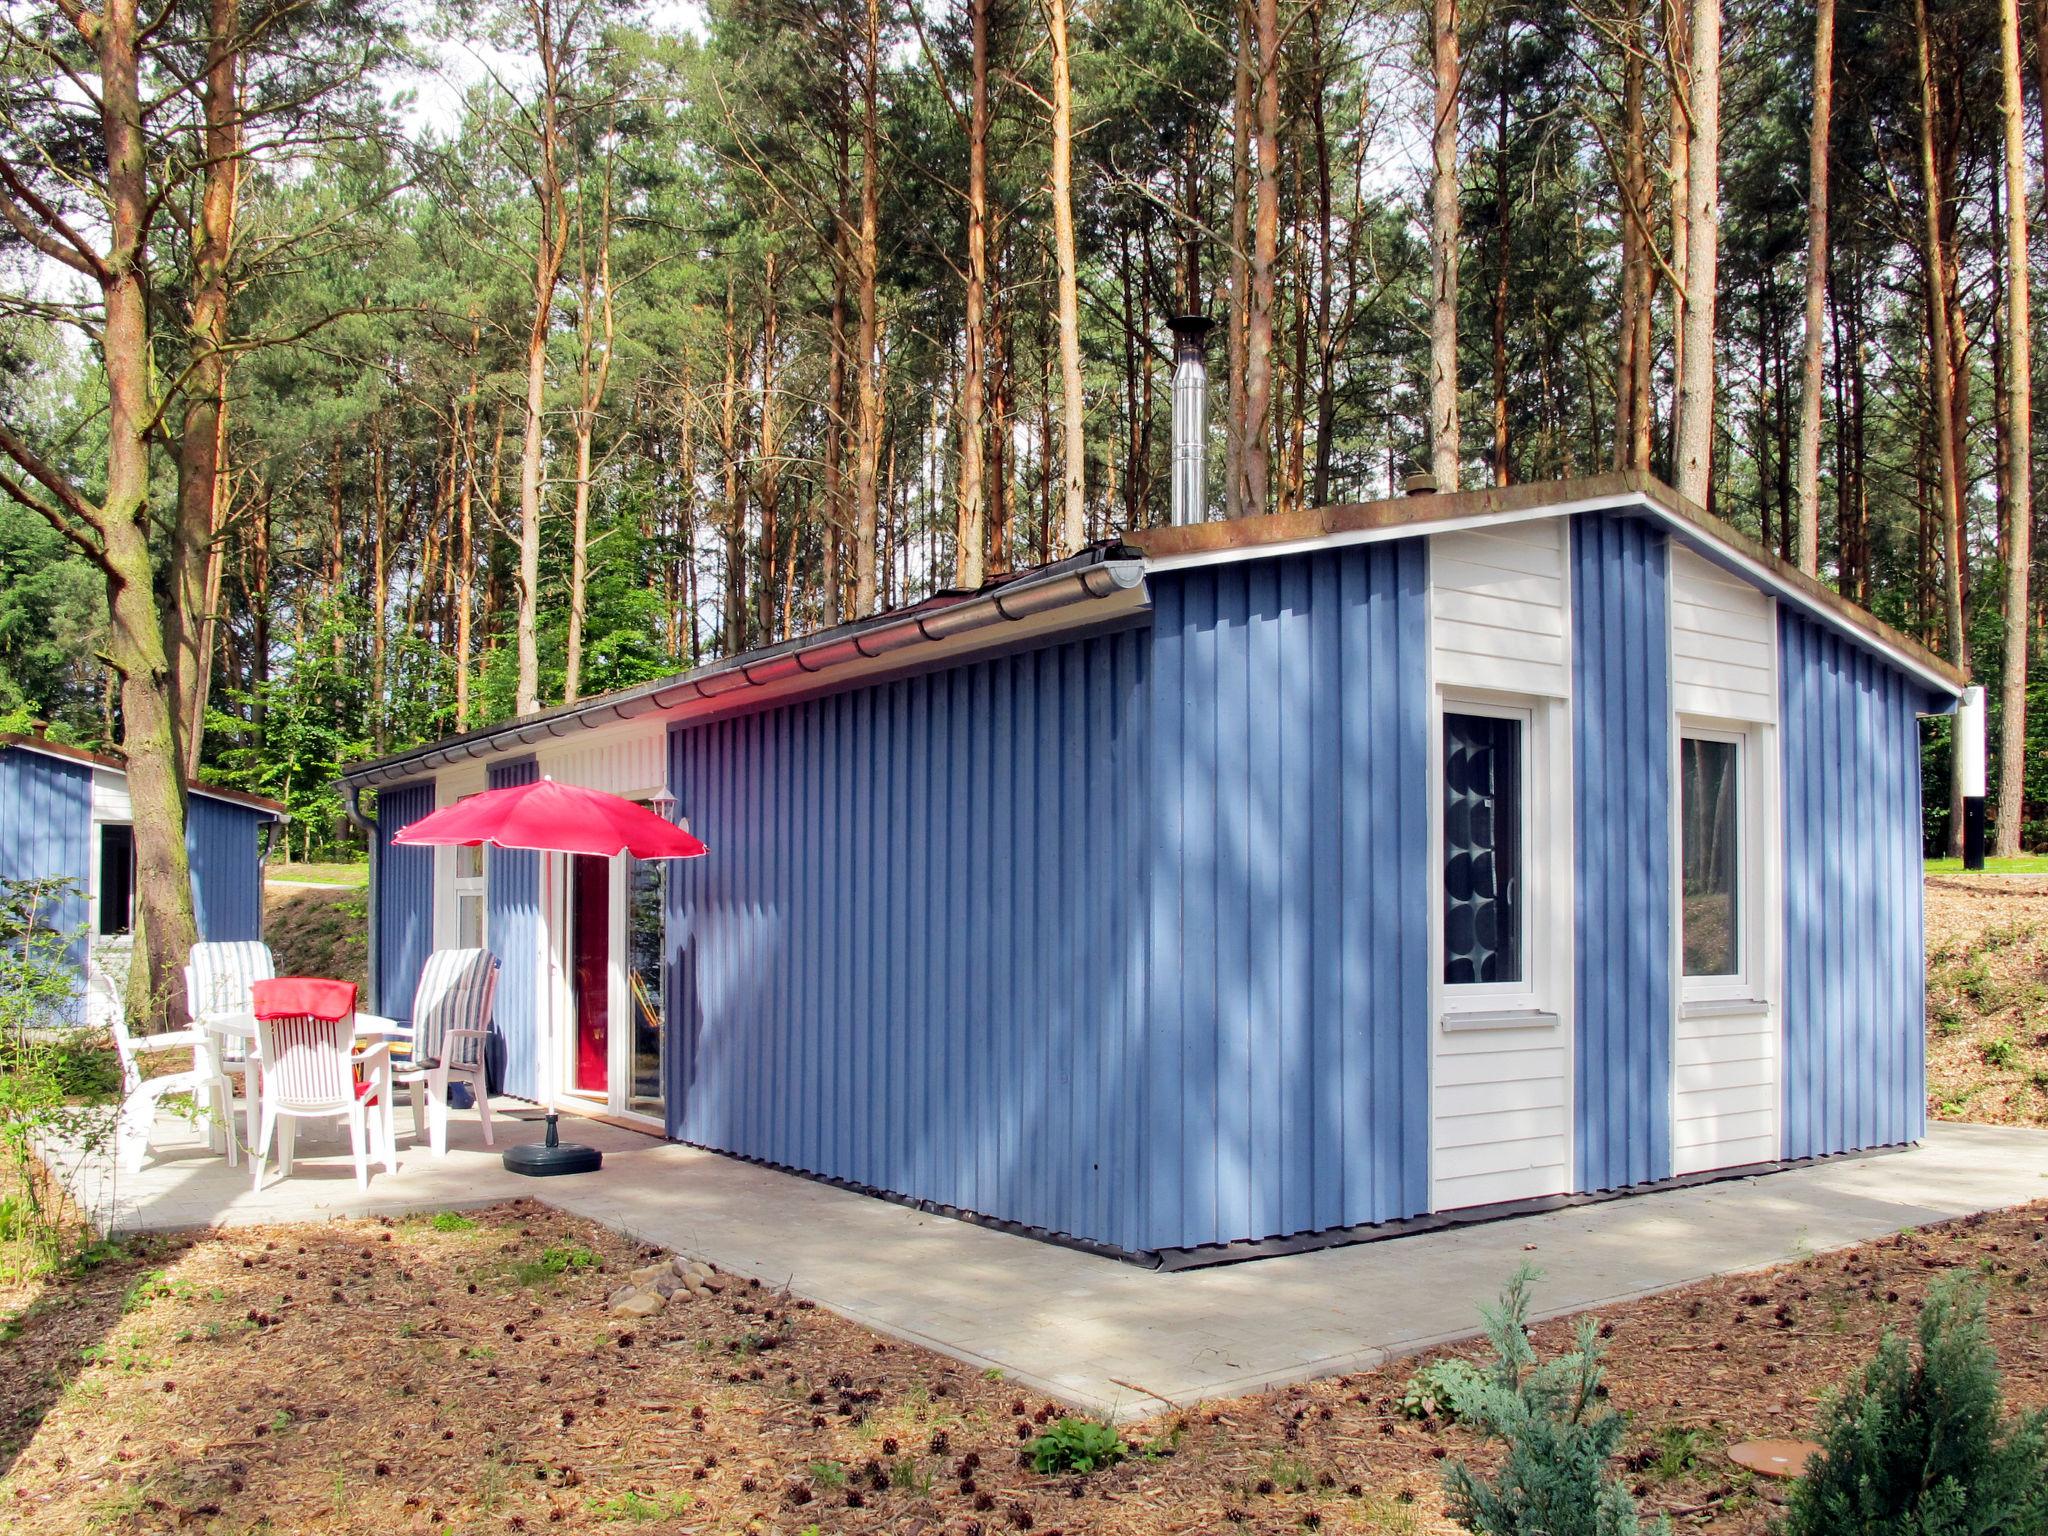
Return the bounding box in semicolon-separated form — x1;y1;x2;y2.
1168;315;1214;526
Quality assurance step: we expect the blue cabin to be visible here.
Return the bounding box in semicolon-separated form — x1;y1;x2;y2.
0;734;287;1025
340;474;1961;1262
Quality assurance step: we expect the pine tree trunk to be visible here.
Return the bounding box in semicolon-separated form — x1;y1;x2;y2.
455;369;476;730
1995;0;2034;856
757;250;782;638
102;0;198;1025
1428;0;1461;491
955;0;991;586
1049;0;1087;554
1673;0;1719;505
853;0;883;616
1244;0;1280;512
1665;0;1691;467
1490;52;1510;487
1226;0;1252;520
1915;0;1969;854
1613;0;1651;473
516;0;570;716
171;0;239;777
1794;0;1833;576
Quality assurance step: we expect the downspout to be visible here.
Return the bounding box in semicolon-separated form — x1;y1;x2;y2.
342;781;380;1013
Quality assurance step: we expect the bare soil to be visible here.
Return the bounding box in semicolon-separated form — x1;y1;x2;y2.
1925;876;2048;1128
263;884;368;990
2;1197;2045;1536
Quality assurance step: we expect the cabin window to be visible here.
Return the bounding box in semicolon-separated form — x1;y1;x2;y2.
1442;711;1524;986
453;838;486;949
97;823;136;936
1680;735;1741;978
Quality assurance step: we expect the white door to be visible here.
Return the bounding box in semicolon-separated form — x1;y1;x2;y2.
1672;725;1778;1173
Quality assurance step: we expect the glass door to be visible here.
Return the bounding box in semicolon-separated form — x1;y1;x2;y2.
624;858;666;1120
569;853;610;1096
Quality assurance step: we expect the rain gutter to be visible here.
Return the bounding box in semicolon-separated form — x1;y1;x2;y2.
335;549;1148;791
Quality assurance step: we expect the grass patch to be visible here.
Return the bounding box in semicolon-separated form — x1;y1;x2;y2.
1925;855;2048;875
265;861;369;887
585;1489;694;1521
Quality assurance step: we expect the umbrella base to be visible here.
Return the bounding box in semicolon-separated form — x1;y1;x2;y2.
502;1113;603;1177
503;1142;603;1176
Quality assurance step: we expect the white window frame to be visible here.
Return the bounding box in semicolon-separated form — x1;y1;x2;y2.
1675;721;1765;1007
1433;688;1571;1023
453;837;487;951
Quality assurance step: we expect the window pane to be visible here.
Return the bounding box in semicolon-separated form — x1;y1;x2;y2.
456;842;483;880
456;893;484;950
1681;737;1740;977
1444;713;1523;985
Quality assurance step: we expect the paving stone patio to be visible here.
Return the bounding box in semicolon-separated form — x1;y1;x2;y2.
49;1105;2048;1419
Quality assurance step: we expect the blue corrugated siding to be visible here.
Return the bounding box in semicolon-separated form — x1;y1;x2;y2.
665;545;1433;1254
668;631;1152;1251
186;795;271;943
1143;547;1432;1249
487;757;541;1100
1571;514;1673;1191
373;781;436;1018
1780;609;1927;1158
0;745;92;998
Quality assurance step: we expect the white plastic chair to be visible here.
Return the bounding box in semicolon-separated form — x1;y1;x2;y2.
389;950;500;1155
186;941;275;1151
250;1012;396;1191
110;1016;237;1172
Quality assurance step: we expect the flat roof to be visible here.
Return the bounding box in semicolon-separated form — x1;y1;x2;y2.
0;734;290;817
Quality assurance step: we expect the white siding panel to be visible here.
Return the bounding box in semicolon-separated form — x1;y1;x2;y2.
1431;1026;1571;1207
1430;520;1571;697
1670;546;1777;723
91;767;131;823
1673;1006;1777;1174
533;720;668;798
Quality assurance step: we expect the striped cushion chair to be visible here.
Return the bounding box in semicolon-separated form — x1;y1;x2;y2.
393;949;500;1156
186;940;275;1154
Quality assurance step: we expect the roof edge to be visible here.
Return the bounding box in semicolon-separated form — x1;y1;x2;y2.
1131;470;1966;697
336;546;1150;790
0;733;291;816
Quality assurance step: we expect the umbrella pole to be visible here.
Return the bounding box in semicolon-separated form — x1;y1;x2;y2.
505;850;603;1177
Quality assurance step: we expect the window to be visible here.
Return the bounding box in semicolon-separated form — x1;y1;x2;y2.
1680;736;1740;978
97;824;135;936
453;837;486;949
1443;711;1523;985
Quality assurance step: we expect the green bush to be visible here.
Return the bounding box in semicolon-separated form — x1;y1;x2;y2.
1025;1417;1128;1475
1438;1267;1668;1536
1780;1276;2048;1536
0;875;116;1271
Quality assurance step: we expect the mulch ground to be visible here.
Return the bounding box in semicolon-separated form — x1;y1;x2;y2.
1925;875;2048;1128
2;1197;2044;1536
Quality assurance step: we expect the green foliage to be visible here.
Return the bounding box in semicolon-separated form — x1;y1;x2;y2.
1025;1416;1129;1475
429;1210;478;1232
0;876;117;1272
1400;1357;1485;1422
1438;1267;1668;1536
1780;1277;2048;1536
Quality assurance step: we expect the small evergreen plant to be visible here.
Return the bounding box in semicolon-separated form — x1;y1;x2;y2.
1780;1276;2048;1536
1439;1266;1668;1536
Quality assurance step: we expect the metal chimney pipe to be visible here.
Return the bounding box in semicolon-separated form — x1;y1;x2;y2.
1168;315;1214;525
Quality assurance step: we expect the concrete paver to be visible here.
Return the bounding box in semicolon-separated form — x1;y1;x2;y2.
46;1108;2048;1420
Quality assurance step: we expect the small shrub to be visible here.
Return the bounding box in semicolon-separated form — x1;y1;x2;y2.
1400;1358;1484;1422
1780;1276;2048;1536
1024;1417;1128;1475
1981;1036;2021;1070
1437;1266;1668;1536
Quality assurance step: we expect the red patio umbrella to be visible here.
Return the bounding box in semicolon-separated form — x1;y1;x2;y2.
389;777;708;1175
391;777;708;860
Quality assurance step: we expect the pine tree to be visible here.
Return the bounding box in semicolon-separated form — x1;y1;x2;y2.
1781;1277;2048;1536
1439;1268;1669;1536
